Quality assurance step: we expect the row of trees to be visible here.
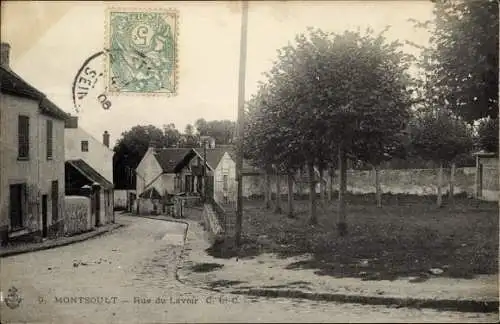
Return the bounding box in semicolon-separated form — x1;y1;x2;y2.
243;0;498;236
113;119;236;189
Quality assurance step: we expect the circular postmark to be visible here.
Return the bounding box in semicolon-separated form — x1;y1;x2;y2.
72;50;113;113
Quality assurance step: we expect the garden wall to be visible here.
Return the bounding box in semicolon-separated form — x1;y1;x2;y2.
242;167;478;198
64;196;91;235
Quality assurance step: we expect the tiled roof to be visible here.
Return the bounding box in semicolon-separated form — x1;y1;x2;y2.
192;147;228;170
154;148;192;173
66;159;114;190
0;66;69;121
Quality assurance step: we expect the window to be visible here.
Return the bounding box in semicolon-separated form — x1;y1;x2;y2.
223;175;228;191
81;140;89;152
18;115;29;159
46;120;53;159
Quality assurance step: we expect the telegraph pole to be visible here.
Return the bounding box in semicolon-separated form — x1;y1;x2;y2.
235;0;249;248
203;139;208;202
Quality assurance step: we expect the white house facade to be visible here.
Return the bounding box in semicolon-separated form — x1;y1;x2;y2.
64;116;113;183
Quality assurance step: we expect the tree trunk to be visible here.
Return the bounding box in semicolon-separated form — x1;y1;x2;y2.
319;167;325;203
437;162;444;208
264;172;271;209
328;166;334;201
287;173;294;218
373;165;382;208
337;145;347;236
274;171;282;213
449;162;456;206
308;161;317;225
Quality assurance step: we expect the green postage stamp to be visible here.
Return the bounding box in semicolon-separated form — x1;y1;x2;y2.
105;8;178;95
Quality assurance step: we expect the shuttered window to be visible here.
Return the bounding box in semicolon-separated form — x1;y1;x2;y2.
18;115;29;159
81;140;89;152
46;120;53;159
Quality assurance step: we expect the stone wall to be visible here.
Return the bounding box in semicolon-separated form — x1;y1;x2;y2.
202;203;224;243
64;196;91;235
242;167;478;198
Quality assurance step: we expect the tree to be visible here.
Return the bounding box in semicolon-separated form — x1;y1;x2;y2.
113;125;166;189
409;109;474;207
261;27;414;233
194;118;236;145
180;124;199;148
195;118;208;136
244;84;305;217
162;123;181;147
411;0;498;122
185;124;195;136
352;131;409;207
477;117;499;153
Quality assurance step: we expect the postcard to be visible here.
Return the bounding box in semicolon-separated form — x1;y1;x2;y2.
1;1;498;323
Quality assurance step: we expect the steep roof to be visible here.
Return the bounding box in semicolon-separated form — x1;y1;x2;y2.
66;159;114;190
0;66;69;120
154;148;192;173
192;147;228;170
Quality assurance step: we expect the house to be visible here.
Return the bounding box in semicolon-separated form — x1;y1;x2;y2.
0;43;69;245
135;147;192;214
65;116;113;183
135;143;232;213
178;147;231;203
64;116;114;226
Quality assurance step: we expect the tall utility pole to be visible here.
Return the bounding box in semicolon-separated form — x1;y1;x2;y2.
235;0;249;248
203;139;208;202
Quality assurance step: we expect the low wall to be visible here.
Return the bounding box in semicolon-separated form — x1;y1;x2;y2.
64;196;91;236
344;167;476;196
202;203;224;243
242;167;480;198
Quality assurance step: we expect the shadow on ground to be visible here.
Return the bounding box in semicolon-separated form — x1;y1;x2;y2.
204;194;499;281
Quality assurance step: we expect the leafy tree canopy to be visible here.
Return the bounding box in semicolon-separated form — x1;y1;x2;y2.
412;0;498;122
409;109;474;164
476;117;499;153
245;27;414;172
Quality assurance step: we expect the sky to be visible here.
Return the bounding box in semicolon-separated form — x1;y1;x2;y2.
1;1;433;147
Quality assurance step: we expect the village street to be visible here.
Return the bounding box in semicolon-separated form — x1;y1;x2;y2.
0;214;496;323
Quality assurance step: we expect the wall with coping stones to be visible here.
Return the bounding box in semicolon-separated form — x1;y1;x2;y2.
242;167;479;197
64;196;91;235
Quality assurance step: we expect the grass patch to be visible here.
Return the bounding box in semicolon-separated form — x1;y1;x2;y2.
190;262;224;273
211;194;498;280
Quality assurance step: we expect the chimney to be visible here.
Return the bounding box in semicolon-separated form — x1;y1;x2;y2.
1;43;11;67
103;131;110;147
65;116;78;128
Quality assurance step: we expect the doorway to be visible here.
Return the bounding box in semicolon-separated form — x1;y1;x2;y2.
9;183;25;230
94;188;101;226
42;195;48;237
